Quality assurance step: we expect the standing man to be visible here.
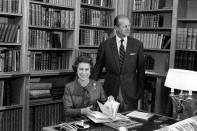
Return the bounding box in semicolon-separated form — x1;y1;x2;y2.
92;15;145;112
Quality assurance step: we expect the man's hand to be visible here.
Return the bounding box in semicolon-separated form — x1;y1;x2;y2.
107;95;115;102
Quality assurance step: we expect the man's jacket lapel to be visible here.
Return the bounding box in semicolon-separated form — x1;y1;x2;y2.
110;37;120;72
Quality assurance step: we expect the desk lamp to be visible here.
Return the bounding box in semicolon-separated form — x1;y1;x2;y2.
164;69;197;120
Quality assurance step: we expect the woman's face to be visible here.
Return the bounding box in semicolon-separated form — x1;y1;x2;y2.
77;62;91;81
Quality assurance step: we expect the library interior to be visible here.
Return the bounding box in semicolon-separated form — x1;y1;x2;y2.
1;0;197;131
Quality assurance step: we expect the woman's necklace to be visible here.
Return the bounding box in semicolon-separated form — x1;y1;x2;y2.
78;79;89;87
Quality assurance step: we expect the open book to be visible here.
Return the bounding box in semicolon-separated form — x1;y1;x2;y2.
155;116;197;131
87;100;129;123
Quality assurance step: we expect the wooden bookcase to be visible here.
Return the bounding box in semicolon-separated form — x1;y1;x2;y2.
174;0;197;71
27;0;76;73
0;0;30;131
128;0;174;115
26;0;78;131
78;0;117;65
4;0;197;130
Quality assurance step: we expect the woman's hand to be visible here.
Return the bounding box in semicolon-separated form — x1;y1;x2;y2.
81;106;93;115
107;95;115;102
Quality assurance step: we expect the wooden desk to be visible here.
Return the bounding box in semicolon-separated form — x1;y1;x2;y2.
42;112;177;131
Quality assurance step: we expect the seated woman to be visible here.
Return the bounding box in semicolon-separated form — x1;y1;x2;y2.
63;55;113;120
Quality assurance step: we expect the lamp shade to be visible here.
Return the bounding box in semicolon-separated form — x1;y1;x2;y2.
165;69;197;91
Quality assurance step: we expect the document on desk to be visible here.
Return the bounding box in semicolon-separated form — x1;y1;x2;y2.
126;110;154;121
87;100;129;123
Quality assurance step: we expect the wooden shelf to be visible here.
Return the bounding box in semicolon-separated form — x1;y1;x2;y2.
0;72;30;78
0;104;23;111
144;48;170;52
79;45;99;48
28;48;74;51
30;70;74;77
0;42;21;46
29;99;63;107
29;1;74;10
29;25;75;31
132;27;171;30
145;70;167;77
80;24;114;29
0;12;22;17
81;3;114;11
178;18;197;23
132;8;172;13
175;49;197;52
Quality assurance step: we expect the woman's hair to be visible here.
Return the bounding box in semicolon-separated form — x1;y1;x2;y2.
72;55;93;73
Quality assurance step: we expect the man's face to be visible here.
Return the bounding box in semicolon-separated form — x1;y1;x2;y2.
116;18;131;38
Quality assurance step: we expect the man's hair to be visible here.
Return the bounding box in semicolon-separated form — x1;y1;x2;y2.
72;55;93;73
114;14;129;26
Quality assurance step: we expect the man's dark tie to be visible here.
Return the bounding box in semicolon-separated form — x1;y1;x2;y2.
119;39;125;71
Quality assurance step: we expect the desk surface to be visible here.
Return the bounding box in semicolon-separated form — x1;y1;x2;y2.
42;112;177;131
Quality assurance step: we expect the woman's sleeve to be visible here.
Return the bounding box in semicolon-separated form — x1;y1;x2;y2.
63;85;81;116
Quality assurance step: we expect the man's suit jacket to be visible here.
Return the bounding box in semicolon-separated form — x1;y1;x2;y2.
92;36;145;103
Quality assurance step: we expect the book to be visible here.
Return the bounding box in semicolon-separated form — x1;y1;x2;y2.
0;80;4;106
126;110;154;122
104;119;143;130
155;116;197;131
30;82;52;90
97;100;119;119
29;90;51;99
87;100;129;123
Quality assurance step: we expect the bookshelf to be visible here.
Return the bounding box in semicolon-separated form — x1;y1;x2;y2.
4;0;197;130
0;72;30;131
0;0;30;131
25;0;79;131
78;0;117;64
174;0;197;71
129;0;174;115
27;0;76;73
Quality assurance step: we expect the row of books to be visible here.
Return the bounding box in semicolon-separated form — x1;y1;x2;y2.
81;0;113;8
79;29;112;46
29;82;52;100
176;28;197;50
175;52;197;71
29;78;65;101
29;102;63;131
145;55;155;70
29;30;62;49
80;8;112;27
30;4;75;28
133;0;167;10
0;80;16;106
0;108;22;131
0;0;19;13
78;50;97;66
31;0;73;7
0;48;20;72
132;32;171;49
132;13;171;28
0;23;19;43
29;52;71;71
